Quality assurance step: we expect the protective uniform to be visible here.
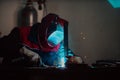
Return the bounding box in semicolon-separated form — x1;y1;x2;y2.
0;13;74;67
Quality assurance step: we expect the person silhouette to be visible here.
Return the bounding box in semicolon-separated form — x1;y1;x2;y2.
0;13;83;67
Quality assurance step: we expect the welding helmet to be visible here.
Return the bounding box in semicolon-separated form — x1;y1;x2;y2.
37;13;68;52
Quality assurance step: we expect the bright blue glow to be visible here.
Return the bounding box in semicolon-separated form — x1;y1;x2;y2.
47;23;66;68
47;31;64;46
55;43;67;68
108;0;120;8
47;24;64;46
58;57;66;68
57;24;64;32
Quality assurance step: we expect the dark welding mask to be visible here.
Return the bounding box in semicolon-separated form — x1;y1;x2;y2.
37;13;67;52
47;23;64;47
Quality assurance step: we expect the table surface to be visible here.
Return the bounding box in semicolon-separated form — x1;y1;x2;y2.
0;64;120;80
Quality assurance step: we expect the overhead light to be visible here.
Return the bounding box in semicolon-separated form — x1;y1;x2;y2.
108;0;120;8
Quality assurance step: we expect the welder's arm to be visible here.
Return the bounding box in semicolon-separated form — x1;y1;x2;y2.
19;46;41;65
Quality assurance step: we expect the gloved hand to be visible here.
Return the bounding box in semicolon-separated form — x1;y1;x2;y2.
19;46;41;66
66;56;83;64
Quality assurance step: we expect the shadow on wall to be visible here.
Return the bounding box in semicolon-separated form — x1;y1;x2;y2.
17;7;23;27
